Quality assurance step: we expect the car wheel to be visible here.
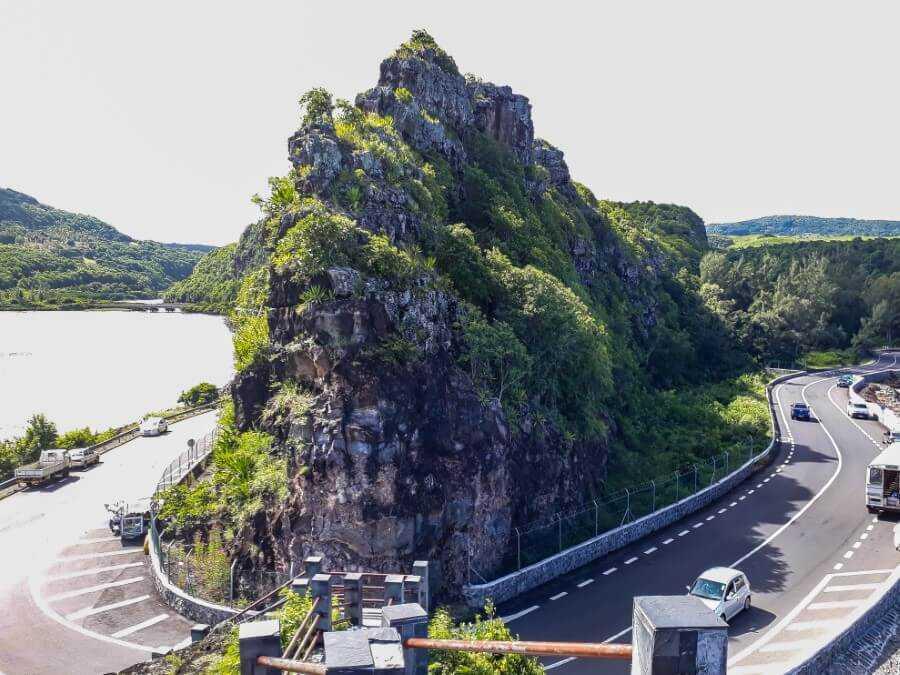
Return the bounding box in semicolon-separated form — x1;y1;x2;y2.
744;596;751;612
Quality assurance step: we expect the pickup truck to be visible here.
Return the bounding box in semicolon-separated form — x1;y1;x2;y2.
15;449;71;487
68;446;100;469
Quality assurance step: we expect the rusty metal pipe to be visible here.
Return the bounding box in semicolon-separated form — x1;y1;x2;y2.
256;655;326;674
402;637;633;660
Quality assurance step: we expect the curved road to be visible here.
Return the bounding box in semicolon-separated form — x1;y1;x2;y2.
0;412;217;675
498;351;900;674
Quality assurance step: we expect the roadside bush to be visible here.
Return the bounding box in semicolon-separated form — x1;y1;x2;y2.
178;382;220;407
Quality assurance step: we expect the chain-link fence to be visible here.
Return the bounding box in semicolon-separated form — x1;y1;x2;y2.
474;442;763;581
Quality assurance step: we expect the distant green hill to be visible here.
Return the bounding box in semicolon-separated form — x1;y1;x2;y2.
708;214;900;237
0;187;211;309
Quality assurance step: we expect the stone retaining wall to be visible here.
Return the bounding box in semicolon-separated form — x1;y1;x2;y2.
461;371;799;608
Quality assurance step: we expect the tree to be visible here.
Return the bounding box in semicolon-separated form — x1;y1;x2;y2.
298;88;334;128
178;382;220;407
22;414;57;452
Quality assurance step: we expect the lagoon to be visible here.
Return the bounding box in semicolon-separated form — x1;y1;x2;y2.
0;310;233;440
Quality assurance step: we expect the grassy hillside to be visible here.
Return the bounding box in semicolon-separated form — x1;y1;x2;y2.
0;188;210;309
712;232;898;250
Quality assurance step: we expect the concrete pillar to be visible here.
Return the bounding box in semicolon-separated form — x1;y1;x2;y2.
304;555;324;578
384;574;404;606
412;561;430;611
311;573;333;633
291;576;309;597
190;623;210;643
381;603;429;675
631;596;727;675
344;572;363;626
403;575;421;608
238;619;281;675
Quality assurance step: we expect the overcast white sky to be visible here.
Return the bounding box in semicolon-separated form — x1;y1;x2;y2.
2;1;900;246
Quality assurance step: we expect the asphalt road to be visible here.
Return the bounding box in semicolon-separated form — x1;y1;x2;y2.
498;352;900;674
0;411;217;675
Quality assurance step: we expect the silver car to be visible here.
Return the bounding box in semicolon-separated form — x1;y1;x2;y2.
688;566;751;623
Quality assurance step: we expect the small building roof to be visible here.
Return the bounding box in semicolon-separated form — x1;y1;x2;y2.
871;443;900;468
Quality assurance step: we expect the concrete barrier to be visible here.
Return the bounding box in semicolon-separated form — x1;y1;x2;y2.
461;371;800;608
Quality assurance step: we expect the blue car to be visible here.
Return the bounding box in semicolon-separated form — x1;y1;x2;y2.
790;402;812;421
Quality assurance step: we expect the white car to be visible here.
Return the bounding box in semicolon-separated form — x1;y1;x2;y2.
139;417;168;436
688;567;751;623
847;401;873;420
68;447;99;468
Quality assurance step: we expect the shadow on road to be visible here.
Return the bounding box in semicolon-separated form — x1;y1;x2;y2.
728;604;777;638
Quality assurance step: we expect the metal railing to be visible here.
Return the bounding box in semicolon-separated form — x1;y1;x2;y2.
154;429;217;495
471;441;763;581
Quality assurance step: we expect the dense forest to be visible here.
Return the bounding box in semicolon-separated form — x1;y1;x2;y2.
0;188;210;308
708;214;900;238
701;238;900;360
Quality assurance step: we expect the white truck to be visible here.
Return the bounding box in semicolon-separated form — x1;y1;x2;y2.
866;442;900;513
14;449;71;487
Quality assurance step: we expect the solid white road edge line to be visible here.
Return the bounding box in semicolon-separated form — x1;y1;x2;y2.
500;605;539;623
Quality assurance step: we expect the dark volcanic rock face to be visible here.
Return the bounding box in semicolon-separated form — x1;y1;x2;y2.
227;33;704;597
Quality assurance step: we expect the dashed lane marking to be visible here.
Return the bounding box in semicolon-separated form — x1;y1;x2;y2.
662;538;674;545
730;502;738;507
643;547;657;555
544;657;576;670
65;594;150;621
843;551;854;559
693;522;704;529
602;567;617;575
111;614;169;639
678;530;690;537
833;563;844;571
739;496;747;500
550;592;567;601
47;577;143;602
625;557;639;565
577;579;595;587
718;508;727;514
706;516;715;521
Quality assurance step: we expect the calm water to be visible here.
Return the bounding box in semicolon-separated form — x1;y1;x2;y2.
0;310;234;440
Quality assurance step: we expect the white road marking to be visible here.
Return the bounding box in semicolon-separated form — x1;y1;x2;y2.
57;549;142;562
706;516;715;521
544;657;577;670
844;551;854;559
577;578;595;587
807;599;863;611
759;638;823;653
73;536;119;545
867;525;874;531
852;542;861;549
625;557;639;565
693;522;704;528
603;567;617;575
718;508;727;514
739;496;746;501
500;605;539;623
833;563;844;571
785;619;845;632
662;538;674;545
824;583;881;593
66;594;151;621
730;502;738;507
678;530;690;537
47;577;143;602
111;614;169;638
763;478;771;483
748;490;755;495
45;561;144;581
550;591;568;601
756;484;763;488
643;547;657;555
861;533;868;540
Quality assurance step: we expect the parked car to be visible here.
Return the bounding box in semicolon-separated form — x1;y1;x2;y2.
139;417;168;436
688;567;751;623
790;402;812;421
886;430;900;445
837;375;854;388
68;446;99;469
847;401;874;420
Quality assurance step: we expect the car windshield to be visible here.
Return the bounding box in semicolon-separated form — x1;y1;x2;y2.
853;404;868;410
690;578;726;601
794;404;808;410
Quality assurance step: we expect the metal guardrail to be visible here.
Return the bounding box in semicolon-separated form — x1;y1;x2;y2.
154;429;217;495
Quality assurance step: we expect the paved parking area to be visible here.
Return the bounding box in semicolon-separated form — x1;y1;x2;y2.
35;527;192;653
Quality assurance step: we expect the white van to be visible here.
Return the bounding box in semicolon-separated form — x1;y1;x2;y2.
866;443;900;513
848;401;874;420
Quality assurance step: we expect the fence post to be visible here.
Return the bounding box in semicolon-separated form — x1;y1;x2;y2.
230;558;239;602
385;574;405;608
304;556;323;579
238;619;281;675
343;573;362;626
310;574;332;633
413;561;430;612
